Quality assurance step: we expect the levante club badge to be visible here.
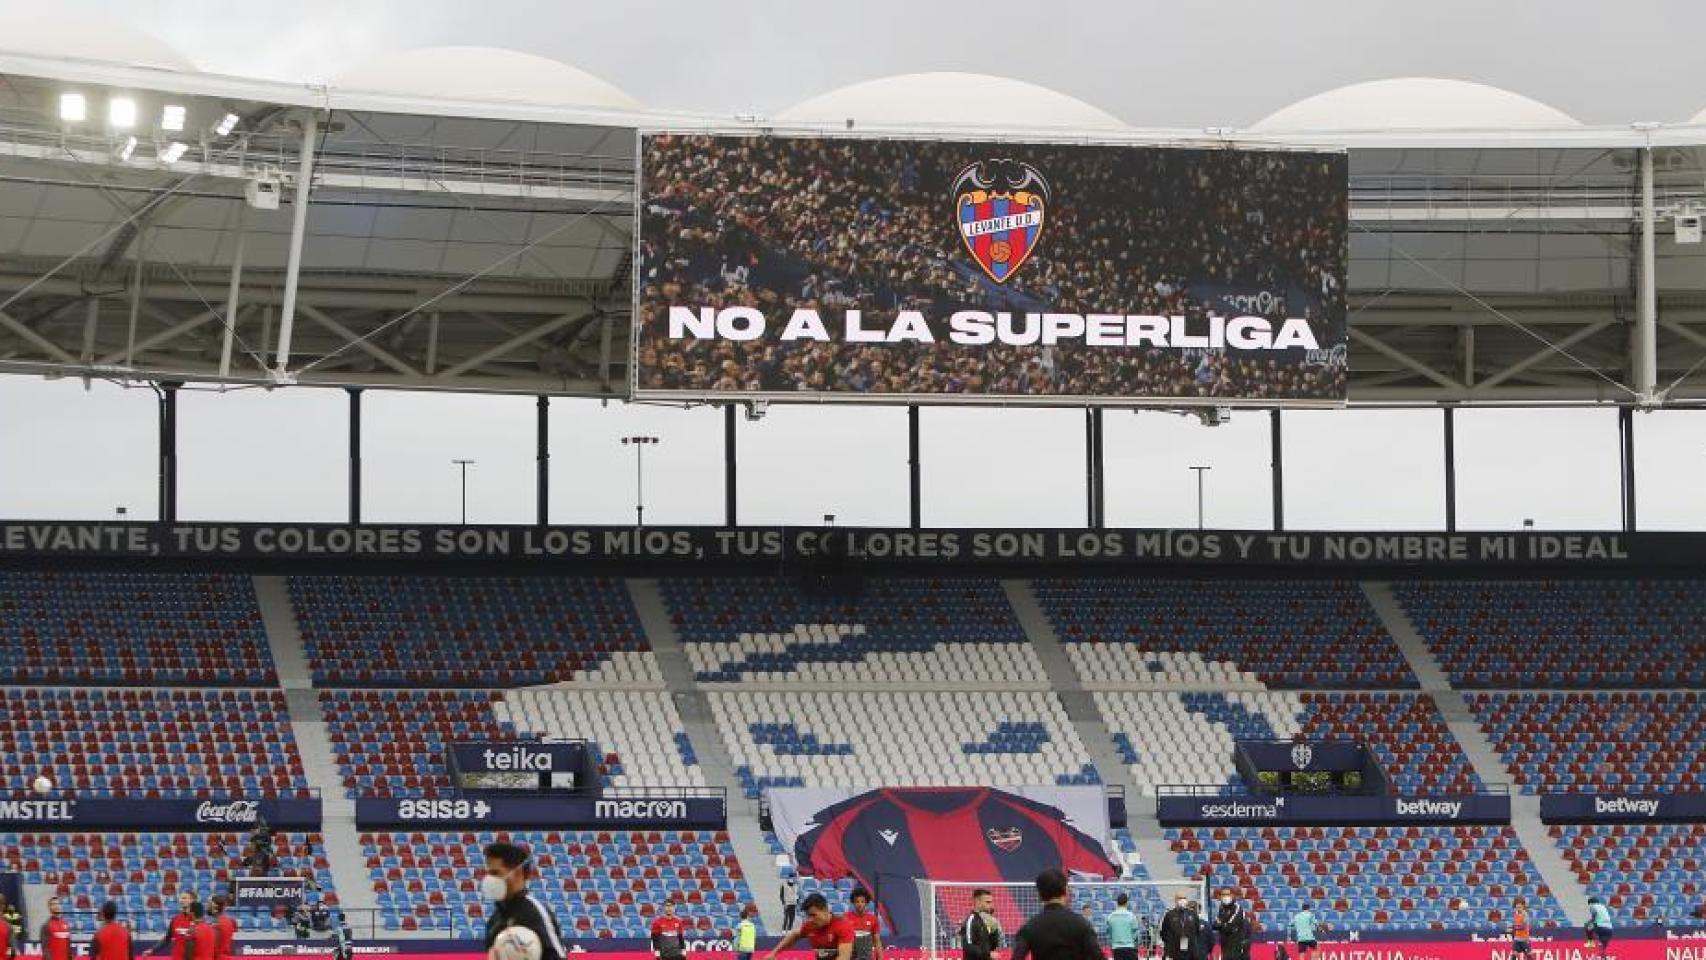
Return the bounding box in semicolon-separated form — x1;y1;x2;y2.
953;159;1050;284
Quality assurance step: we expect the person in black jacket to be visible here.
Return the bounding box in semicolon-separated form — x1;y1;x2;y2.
961;889;1002;960
1159;895;1202;960
1011;870;1101;960
481;842;567;960
1214;892;1252;960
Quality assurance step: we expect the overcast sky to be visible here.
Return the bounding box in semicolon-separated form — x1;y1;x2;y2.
4;0;1706;530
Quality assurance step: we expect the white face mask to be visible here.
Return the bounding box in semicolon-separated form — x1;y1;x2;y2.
481;860;528;902
1176;901;1188;910
1221;898;1234;906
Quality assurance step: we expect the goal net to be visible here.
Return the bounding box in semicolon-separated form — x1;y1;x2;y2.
918;878;1210;959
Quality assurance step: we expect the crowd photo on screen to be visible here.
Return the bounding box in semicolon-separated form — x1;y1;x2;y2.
636;134;1348;401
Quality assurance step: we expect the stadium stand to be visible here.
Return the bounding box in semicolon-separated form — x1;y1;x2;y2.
0;688;309;797
1095;691;1480;795
361;830;750;938
0;831;333;935
1470;692;1706;794
1035;579;1415;688
1392;580;1706;688
495;690;706;789
662;577;1043;685
324;688;705;796
709;691;1099;799
1552;823;1706;926
289;576;652;687
0;573;272;685
322;690;530;797
1169;825;1566;931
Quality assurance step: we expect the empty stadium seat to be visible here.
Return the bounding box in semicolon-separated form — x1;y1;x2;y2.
711;691;1098;799
360;830;751;939
0;832;333;935
0;573;272;685
290;576;651;687
1470;692;1706;794
1393;580;1706;688
0;688;309;797
1036;579;1415;689
323;689;703;796
1169;825;1566;932
1551;823;1705;925
662;578;1043;686
1098;691;1480;796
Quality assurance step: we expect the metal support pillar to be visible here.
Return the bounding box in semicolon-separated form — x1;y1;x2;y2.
724;404;738;526
536;396;549;526
347;388;362;524
908;405;922;529
125;230;146;368
218;207;247;379
1443;406;1457;532
1085;409;1105;528
1619;406;1637;532
1270;409;1285;531
1637;147;1658;405
1084;410;1096;527
157;381;179;522
272;112;319;377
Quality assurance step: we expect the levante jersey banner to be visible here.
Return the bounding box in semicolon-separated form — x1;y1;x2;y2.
793;787;1118;939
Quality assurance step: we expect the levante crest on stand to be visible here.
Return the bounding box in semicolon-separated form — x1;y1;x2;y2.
952;159;1050;284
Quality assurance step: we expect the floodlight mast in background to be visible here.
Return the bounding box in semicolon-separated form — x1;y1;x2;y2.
622;436;660;527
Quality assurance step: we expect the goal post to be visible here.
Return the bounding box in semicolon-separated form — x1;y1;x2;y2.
918;878;1210;959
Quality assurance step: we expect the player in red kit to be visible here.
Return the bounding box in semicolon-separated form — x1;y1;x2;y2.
185;902;216;960
209;897;236;960
90;902;133;960
160;892;197;960
766;894;854;960
0;899;11;960
649;899;688;960
40;897;72;960
844;888;882;960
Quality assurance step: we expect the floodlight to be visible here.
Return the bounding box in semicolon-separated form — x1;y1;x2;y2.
108;97;136;128
58;92;86;122
215;112;239;136
117;136;137;161
161;104;186;132
160;141;187;164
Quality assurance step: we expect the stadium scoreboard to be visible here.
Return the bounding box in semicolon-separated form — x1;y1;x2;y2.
633;132;1348;406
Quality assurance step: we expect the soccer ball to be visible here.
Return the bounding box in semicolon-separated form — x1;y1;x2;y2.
490;926;542;960
31;776;52;795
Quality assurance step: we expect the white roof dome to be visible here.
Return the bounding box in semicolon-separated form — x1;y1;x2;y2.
0;15;193;71
775;72;1124;130
333;46;641;110
1252;77;1578;131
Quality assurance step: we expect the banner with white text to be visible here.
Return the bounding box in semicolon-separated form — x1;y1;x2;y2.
635;133;1348;404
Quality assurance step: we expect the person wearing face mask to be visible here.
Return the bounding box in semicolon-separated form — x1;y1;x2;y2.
481;842;566;960
1213;892;1250;960
1159;895;1201;960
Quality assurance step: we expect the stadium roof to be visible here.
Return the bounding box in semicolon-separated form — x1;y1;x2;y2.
1252;77;1580;132
1;42;1706;406
0;12;194;72
774;72;1126;131
333;47;643;112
